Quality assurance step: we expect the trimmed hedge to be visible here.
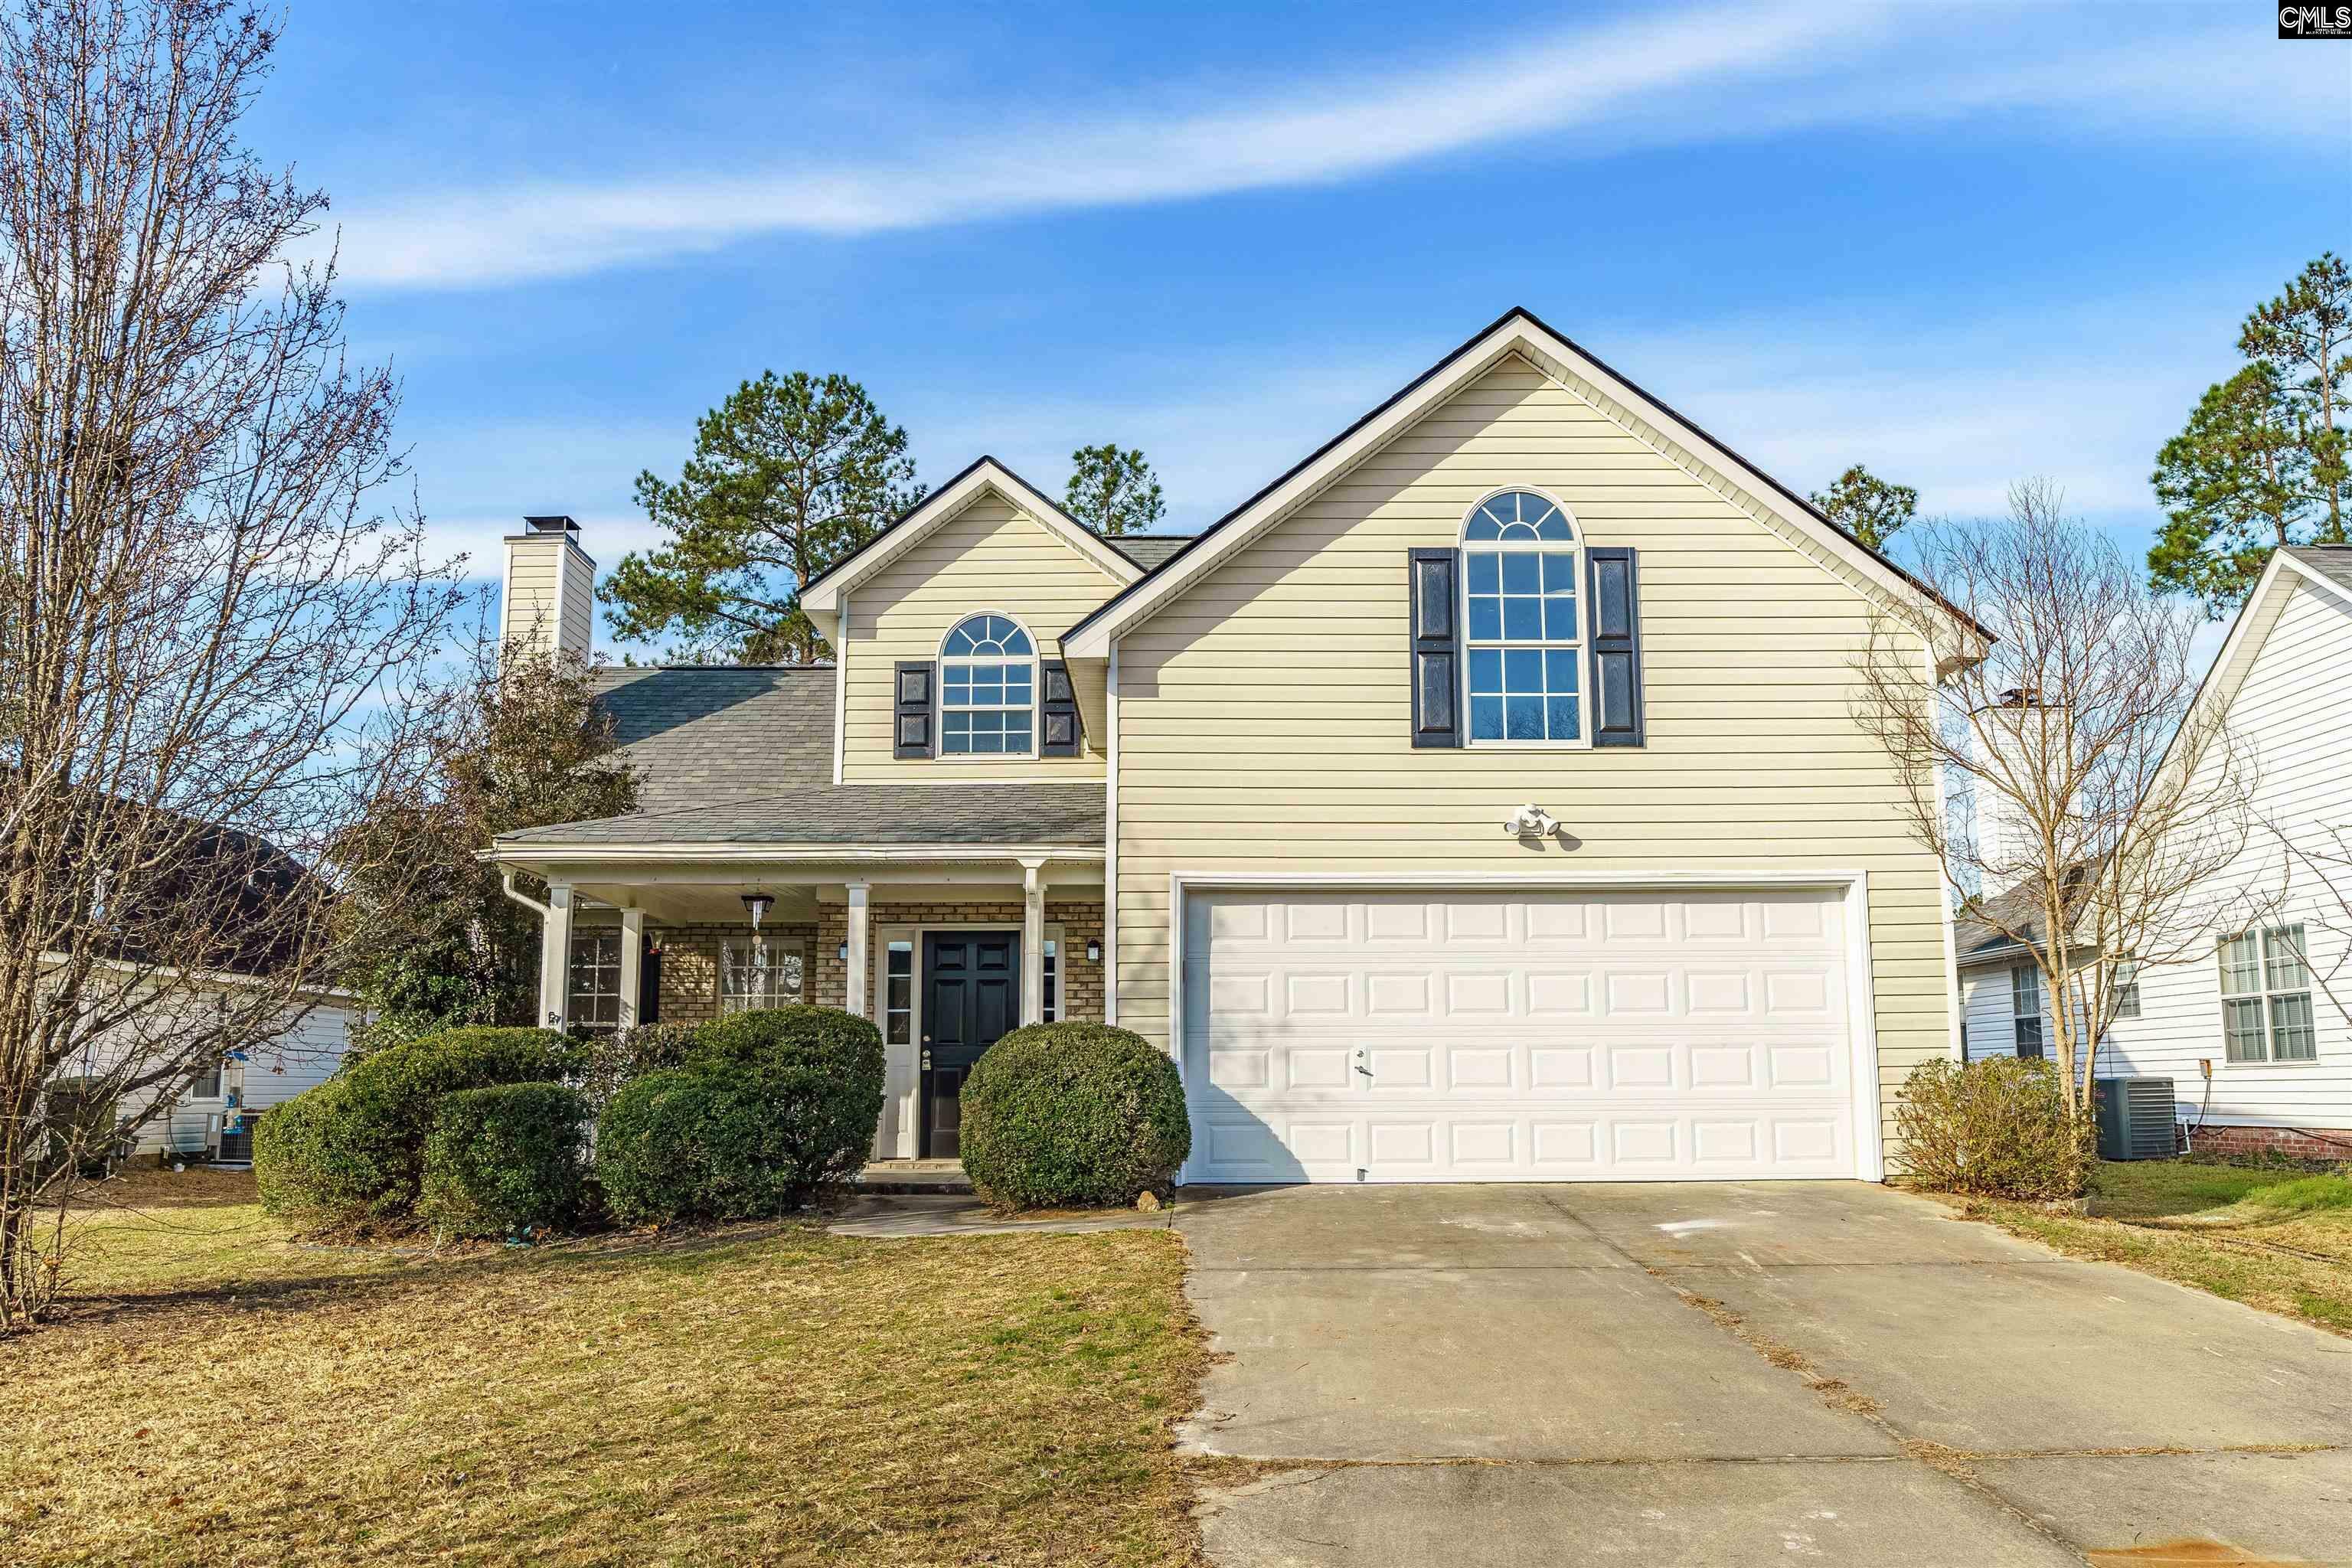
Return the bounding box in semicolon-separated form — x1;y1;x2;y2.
1894;1056;2092;1200
255;1026;577;1230
594;1006;884;1224
419;1083;592;1240
959;1023;1190;1209
577;1020;702;1114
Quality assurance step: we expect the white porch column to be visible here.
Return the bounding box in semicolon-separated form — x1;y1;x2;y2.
537;882;574;1029
617;907;644;1030
1020;858;1047;1025
845;880;871;1018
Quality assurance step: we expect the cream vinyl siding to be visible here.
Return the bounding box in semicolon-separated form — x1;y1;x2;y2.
501;536;563;651
2099;577;2352;1129
559;544;595;659
842;492;1119;780
1112;357;1955;1153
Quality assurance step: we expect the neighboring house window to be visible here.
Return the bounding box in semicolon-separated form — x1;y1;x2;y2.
1461;489;1585;745
188;1060;222;1099
721;939;805;1014
2112;962;2141;1020
940;613;1035;756
2219;926;2317;1063
568;931;625;1030
2011;965;2045;1059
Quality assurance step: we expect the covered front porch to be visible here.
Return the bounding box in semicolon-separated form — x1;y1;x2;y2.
494;848;1106;1161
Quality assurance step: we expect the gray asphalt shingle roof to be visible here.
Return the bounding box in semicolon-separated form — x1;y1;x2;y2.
1107;534;1194;570
497;782;1104;848
592;665;835;812
2285;544;2352;594
494;665;1103;850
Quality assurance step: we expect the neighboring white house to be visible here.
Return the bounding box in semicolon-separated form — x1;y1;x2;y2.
136;998;357;1163
1957;545;2352;1159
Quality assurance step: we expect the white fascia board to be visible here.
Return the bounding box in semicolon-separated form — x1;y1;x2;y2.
1063;312;1969;659
2147;549;2306;788
802;459;1138;616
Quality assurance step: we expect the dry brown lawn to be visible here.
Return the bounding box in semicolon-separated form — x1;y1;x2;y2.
1946;1158;2352;1337
2;1169;1208;1566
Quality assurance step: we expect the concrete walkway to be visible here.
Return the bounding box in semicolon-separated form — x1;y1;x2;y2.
1175;1182;2352;1566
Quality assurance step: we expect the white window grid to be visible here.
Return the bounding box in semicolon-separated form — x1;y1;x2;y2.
721;939;806;1014
940;612;1037;756
1458;488;1589;747
2011;964;2046;1058
2218;926;2316;1063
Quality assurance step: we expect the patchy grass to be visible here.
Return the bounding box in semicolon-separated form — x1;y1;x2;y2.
1951;1159;2352;1338
2;1168;1208;1566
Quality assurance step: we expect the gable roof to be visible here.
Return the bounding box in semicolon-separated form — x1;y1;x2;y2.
1061;305;1988;660
2154;544;2352;789
801;456;1138;615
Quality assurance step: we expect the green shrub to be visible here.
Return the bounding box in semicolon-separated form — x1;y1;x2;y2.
593;1006;884;1224
419;1083;592;1240
576;1020;702;1113
254;1025;577;1230
959;1023;1191;1209
1894;1057;2092;1200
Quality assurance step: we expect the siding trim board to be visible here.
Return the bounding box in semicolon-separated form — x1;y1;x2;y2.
1165;867;1886;1183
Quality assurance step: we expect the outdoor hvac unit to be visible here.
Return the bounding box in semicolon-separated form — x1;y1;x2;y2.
2093;1076;2176;1161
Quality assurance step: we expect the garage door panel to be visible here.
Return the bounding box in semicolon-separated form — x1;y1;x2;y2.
1184;888;1857;1183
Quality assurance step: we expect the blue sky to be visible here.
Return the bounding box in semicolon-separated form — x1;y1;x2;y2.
248;2;2348;655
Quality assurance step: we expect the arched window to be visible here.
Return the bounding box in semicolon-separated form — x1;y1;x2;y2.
939;612;1037;755
1460;489;1585;744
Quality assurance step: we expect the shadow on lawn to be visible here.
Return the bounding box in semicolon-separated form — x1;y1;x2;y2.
52;1214;828;1335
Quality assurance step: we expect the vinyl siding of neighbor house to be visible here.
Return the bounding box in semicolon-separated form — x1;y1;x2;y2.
2097;576;2352;1129
1110;356;1956;1153
842;492;1121;782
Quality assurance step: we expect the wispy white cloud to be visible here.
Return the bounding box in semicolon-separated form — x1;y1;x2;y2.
312;2;2335;292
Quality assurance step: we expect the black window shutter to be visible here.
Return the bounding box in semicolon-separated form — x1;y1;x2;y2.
1040;658;1083;757
1586;547;1644;747
1408;547;1461;749
893;660;936;758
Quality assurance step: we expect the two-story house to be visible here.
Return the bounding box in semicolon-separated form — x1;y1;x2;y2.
489;308;1979;1184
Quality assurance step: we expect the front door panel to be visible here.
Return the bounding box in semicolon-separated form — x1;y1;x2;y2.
922;930;1020;1159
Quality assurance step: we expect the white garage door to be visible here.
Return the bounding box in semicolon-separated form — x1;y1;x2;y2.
1182;887;1860;1183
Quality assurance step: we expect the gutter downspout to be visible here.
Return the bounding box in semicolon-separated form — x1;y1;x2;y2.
499;869;552;921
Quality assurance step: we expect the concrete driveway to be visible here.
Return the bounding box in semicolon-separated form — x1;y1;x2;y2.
1176;1182;2352;1566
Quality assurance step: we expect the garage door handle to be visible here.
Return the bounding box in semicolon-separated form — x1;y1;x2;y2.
1354;1049;1373;1078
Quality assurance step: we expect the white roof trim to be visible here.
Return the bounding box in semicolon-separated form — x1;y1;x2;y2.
1062;310;1973;659
802;458;1138;614
2152;547;2352;786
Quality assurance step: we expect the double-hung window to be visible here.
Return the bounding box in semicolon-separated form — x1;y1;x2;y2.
1461;490;1586;744
2111;961;2141;1020
2219;926;2316;1062
721;939;805;1014
2011;965;2046;1059
940;613;1035;756
568;931;626;1030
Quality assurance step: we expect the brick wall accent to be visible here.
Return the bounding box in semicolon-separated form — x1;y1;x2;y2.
646;922;818;1025
2185;1123;2352;1163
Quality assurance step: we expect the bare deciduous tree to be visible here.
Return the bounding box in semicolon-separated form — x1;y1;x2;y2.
0;0;462;1329
1852;481;2260;1121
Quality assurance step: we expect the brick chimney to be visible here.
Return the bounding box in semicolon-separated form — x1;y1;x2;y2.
500;515;596;663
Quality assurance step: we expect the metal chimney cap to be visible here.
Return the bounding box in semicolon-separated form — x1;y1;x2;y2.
522;514;580;535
